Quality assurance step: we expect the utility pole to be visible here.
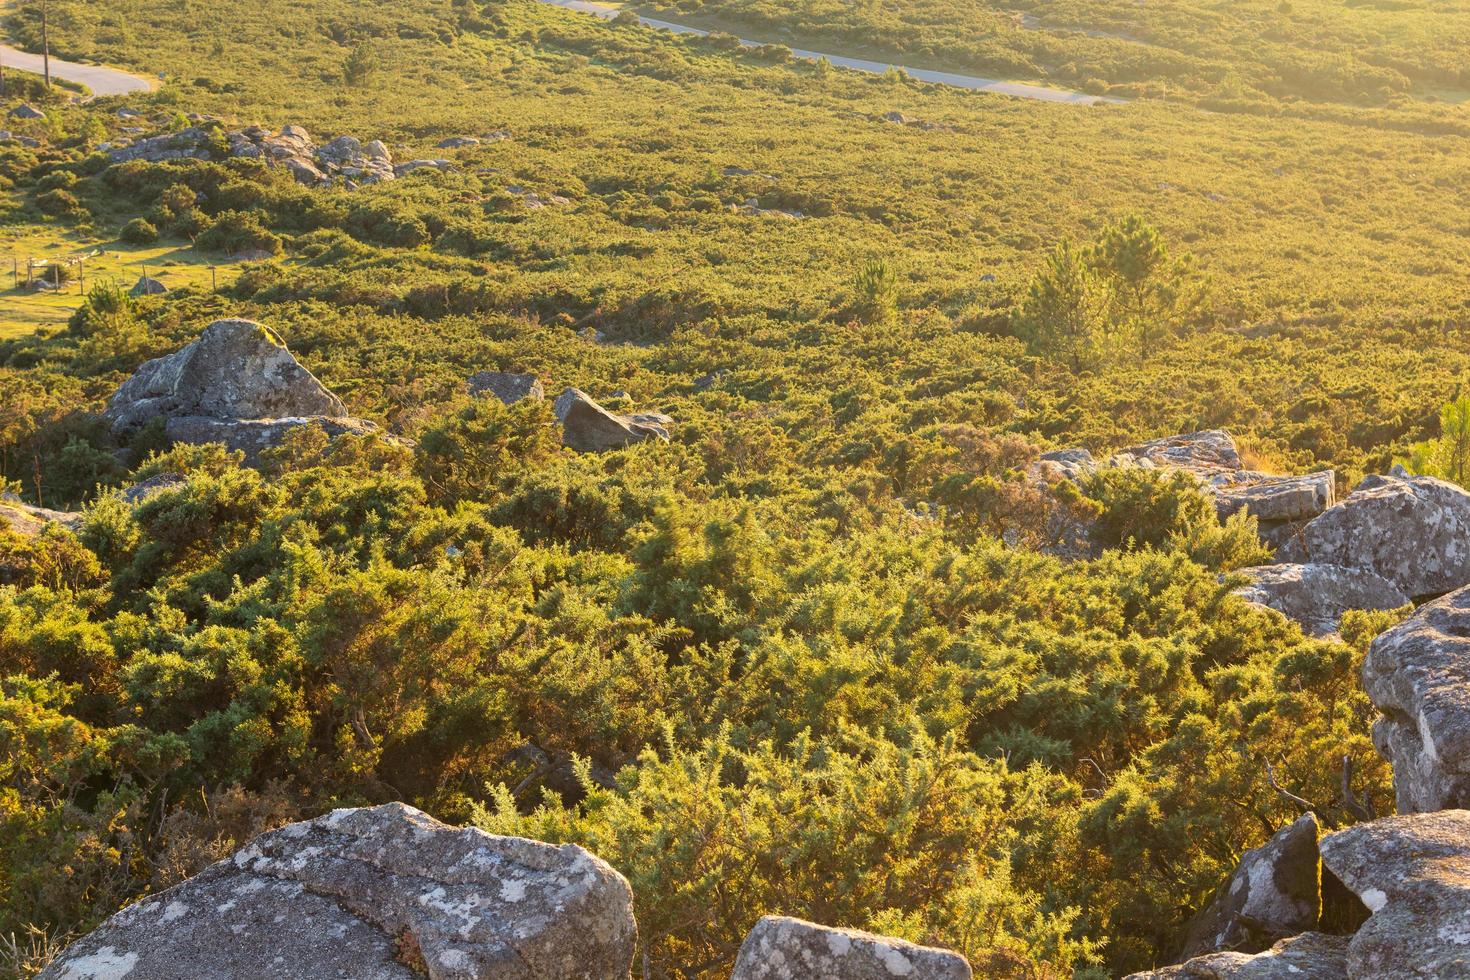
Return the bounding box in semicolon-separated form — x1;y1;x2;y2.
1;49;6;98
41;0;51;90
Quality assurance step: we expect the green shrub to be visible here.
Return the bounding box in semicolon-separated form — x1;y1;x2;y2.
119;217;159;244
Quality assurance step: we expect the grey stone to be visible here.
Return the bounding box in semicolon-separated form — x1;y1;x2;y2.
731;916;971;980
396;159;453;176
554;388;670;453
1111;430;1243;479
1319;810;1470;979
1216;471;1335;524
1125;933;1349;979
9;103;45;120
438;136;481;148
131;275;169;297
1032;447;1097;482
1302;473;1470;599
0;500;83;538
40;802;638;980
118;473;187;504
105;319;346;436
1179;815;1323;960
1363;587;1470;813
163;415;382;464
1234;564;1408;637
467;371;544;405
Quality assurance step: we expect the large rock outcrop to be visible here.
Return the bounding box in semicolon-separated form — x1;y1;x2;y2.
1037;432;1335;550
1301;473;1470;599
1113;430;1244;478
1362;586;1470;813
1234;564;1409;637
1178;814;1324;960
554;388;671;453
106;319;345;431
41;803;637;980
731;916;972;980
111;124;398;188
1318;809;1470;979
104;319;380;462
1127;932;1350;979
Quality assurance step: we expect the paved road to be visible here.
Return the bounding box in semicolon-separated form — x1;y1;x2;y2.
0;43;154;98
537;0;1124;105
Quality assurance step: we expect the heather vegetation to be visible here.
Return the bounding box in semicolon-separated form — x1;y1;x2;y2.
0;0;1466;975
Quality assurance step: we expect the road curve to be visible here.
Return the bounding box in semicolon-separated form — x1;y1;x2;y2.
0;43;155;98
536;0;1123;105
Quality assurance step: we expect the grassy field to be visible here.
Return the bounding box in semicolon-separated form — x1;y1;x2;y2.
0;228;246;337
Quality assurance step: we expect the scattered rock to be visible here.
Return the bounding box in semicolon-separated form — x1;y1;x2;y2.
1234;564;1408;637
0;500;83;538
1032;447;1098;482
9;103;45;120
468;371;544;405
1362;586;1470;812
554;388;671;453
438;136;481;148
1178;814;1323;960
40;802;638;980
130;274;169;297
731;916;972;980
396;158;453;176
118;473;187;505
1302;473;1470;599
1126;932;1349;979
1319;809;1470;979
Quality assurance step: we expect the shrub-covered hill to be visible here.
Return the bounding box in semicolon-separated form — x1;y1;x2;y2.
0;0;1464;976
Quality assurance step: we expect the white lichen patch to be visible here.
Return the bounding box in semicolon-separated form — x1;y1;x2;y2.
52;947;140;980
499;878;528;902
878;946;914;976
1361;887;1389;912
158;902;189;924
824;932;852;957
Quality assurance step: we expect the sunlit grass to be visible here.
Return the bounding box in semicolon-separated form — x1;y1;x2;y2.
0;228;247;338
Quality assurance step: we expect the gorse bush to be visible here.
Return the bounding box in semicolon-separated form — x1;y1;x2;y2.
0;0;1455;973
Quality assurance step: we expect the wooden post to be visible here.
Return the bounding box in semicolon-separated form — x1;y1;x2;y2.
41;0;51;90
211;265;217;291
77;256;83;294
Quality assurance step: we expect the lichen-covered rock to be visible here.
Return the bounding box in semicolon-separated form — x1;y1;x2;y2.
731;916;971;980
163;415;382;463
468;371;544;405
0;500;83;538
554;388;670;453
1234;564;1409;637
1178;814;1324;960
1362;587;1470;812
40;803;637;980
1216;471;1335;524
1319;809;1470;979
1125;933;1349;979
105;319;346;435
1111;430;1243;479
1032;447;1097;482
1302;473;1470;599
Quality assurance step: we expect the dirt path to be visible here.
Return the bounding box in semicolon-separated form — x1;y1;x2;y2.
537;0;1124;105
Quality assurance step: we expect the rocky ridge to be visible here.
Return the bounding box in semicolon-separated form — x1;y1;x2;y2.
109;123;467;188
